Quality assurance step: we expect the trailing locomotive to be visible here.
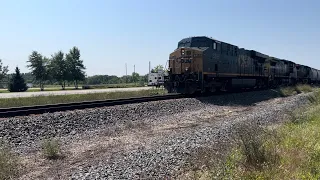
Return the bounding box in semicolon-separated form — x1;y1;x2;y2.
164;36;320;94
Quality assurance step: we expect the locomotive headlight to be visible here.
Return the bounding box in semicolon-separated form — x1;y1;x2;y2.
185;67;189;71
181;49;185;55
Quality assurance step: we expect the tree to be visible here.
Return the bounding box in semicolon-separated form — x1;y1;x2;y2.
0;59;9;82
48;51;68;89
151;65;164;73
27;51;48;91
131;72;140;84
8;66;28;92
65;47;86;89
20;72;35;83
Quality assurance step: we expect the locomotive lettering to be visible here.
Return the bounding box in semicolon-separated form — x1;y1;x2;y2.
181;59;192;63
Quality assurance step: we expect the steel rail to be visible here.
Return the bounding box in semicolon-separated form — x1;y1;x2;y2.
0;93;184;118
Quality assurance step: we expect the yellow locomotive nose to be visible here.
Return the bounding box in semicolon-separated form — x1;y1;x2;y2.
169;47;202;75
165;46;203;94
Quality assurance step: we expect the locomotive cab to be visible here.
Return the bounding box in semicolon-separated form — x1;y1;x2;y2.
165;46;204;94
164;36;218;94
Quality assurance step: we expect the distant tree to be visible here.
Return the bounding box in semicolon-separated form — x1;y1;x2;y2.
66;47;86;89
48;51;68;89
108;75;121;84
8;66;28;92
151;65;164;73
27;51;49;91
85;75;121;85
84;74;148;85
142;74;148;82
20;72;35;83
131;72;140;83
0;59;9;82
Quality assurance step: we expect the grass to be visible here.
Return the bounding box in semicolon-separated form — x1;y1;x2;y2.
182;86;320;179
279;83;314;97
82;83;146;89
0;87;78;93
0;142;21;179
0;83;147;93
41;138;62;160
0;88;167;108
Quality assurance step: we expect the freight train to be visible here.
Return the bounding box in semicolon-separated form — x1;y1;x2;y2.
164;36;319;94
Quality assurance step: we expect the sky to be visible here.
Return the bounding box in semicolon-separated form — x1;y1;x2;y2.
0;0;319;77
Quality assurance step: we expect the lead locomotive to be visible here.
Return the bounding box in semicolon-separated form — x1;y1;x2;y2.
164;36;319;94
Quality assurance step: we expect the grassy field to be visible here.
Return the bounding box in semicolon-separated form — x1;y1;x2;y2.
0;83;146;93
183;85;320;179
0;88;167;108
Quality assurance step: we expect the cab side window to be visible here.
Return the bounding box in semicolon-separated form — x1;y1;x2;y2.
213;42;217;50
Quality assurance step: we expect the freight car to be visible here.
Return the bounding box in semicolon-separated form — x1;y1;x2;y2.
164;36;319;94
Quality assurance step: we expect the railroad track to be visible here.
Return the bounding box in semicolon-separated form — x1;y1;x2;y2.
0;93;185;118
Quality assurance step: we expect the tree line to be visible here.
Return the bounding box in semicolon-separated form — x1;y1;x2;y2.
0;48;165;92
27;46;86;90
0;46;86;92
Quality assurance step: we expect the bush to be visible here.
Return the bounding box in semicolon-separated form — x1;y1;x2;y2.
41;138;62;160
81;85;92;89
236;124;280;170
8;66;28;92
295;84;313;93
279;86;297;97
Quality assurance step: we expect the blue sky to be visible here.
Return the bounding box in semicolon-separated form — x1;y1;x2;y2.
0;0;319;76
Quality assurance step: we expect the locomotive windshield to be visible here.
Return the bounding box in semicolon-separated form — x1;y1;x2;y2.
190;38;211;47
177;37;212;48
178;41;191;48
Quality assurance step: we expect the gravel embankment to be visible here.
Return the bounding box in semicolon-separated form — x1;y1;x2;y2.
70;92;311;179
0;96;206;152
0;90;313;179
0;89;279;151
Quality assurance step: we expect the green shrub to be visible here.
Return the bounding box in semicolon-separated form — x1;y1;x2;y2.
236;124;280;170
8;67;28;92
41;138;62;160
81;85;92;89
295;84;313;93
279;86;297;97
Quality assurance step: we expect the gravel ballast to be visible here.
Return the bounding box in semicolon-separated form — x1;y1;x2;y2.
0;90;313;179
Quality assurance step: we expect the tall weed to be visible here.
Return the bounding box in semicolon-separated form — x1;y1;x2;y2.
0;142;21;179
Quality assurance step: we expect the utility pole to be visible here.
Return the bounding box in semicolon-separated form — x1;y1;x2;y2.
125;63;127;83
133;64;136;85
149;61;151;74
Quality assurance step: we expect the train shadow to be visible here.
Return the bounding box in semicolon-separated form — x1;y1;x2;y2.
191;88;284;107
